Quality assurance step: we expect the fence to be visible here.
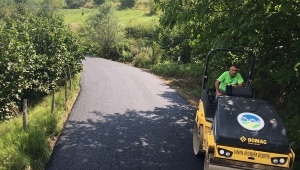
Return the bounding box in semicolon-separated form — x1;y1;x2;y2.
21;76;73;132
0;72;75;136
0;73;78;169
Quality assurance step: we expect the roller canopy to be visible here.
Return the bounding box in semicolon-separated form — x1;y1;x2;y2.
214;96;291;154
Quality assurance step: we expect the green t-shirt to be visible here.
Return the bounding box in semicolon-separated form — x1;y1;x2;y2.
217;71;244;91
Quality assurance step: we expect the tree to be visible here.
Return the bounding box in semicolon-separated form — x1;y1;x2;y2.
93;0;105;6
14;0;26;3
84;1;124;59
148;0;158;15
158;26;191;63
42;0;64;11
0;5;85;118
119;0;136;9
65;0;87;9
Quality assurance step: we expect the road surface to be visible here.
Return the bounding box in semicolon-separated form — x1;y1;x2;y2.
46;56;204;170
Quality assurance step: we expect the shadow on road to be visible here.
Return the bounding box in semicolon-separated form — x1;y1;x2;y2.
46;87;204;170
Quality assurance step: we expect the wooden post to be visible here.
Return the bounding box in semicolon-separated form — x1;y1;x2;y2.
51;89;55;114
23;99;27;131
65;76;68;103
68;67;72;90
177;56;181;67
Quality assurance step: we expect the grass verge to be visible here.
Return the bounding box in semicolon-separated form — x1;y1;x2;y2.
0;74;81;170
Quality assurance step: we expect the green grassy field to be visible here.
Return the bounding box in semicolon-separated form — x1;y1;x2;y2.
58;2;159;28
116;9;159;26
58;8;97;27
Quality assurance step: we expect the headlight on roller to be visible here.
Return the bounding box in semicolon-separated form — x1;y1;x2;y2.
217;148;232;158
271;157;287;165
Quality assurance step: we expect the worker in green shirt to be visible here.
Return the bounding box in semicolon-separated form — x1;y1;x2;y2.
215;65;244;97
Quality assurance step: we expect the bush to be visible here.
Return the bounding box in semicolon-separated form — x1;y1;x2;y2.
42;0;64;11
83;1;96;8
158;26;192;63
125;22;158;41
84;1;124;59
113;40;132;62
93;0;104;5
150;61;179;77
65;0;87;9
119;0;136;9
119;50;133;63
14;0;26;3
150;61;203;78
147;0;158;15
133;47;153;68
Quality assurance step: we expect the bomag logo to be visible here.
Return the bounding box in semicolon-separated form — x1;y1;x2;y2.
248;138;267;145
240;136;247;142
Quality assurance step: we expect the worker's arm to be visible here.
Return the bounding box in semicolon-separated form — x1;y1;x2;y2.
215;80;222;96
237;74;244;88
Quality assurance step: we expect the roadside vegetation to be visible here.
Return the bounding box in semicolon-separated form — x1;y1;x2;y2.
0;4;85;169
0;74;81;170
0;0;299;169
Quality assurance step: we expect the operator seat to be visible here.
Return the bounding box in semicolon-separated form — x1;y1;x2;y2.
201;88;216;122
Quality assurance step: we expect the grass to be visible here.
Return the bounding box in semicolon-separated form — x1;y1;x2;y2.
0;74;81;170
57;2;159;28
58;8;97;27
115;9;159;27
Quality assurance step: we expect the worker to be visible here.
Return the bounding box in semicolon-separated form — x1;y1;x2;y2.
215;65;244;97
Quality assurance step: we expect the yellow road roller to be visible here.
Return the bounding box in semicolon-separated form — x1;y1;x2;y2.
193;49;295;170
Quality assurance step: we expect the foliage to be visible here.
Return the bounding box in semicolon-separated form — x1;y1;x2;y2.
119;0;136;9
147;0;158;15
92;0;104;6
0;5;85;118
14;0;27;4
154;0;300;167
150;61;182;77
0;74;81;170
112;39;131;62
125;22;158;41
150;60;202;78
295;62;300;77
42;0;64;11
65;0;87;9
83;1;124;60
0;5;17;20
157;26;192;63
0;0;13;6
133;46;153;68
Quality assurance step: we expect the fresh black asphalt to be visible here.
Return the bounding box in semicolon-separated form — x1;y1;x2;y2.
45;56;204;170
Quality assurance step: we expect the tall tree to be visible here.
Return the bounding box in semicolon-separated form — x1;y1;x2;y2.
65;0;87;9
84;1;124;59
93;0;105;6
42;0;63;11
119;0;136;9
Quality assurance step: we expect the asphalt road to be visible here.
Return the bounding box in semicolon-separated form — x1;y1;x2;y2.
46;56;204;170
